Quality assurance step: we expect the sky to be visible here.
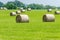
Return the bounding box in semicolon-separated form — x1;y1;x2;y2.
0;0;60;7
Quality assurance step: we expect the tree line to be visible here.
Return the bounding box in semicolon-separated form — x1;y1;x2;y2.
0;0;59;9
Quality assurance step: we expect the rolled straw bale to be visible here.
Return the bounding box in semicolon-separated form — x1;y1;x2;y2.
10;12;16;16
16;14;29;23
55;11;60;14
27;8;31;11
20;7;23;10
0;7;3;10
43;14;55;22
16;10;21;14
48;9;52;12
21;9;25;12
3;7;7;10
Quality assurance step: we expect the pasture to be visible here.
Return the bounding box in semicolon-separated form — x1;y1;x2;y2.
0;10;60;40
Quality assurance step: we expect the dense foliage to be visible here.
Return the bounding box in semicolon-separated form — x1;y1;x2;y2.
0;0;59;9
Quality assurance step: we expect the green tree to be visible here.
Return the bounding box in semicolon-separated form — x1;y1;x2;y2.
57;7;60;9
27;4;44;9
44;5;52;9
0;2;4;7
14;0;26;8
44;5;56;9
5;2;17;9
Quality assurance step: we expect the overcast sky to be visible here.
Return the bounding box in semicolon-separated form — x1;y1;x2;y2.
0;0;60;7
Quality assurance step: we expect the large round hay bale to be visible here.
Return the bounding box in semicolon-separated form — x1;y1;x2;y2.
48;9;52;12
10;12;16;16
55;11;60;14
27;8;31;11
21;9;25;12
16;10;21;14
16;14;29;23
43;14;55;22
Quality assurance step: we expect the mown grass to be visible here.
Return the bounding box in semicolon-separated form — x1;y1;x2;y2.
0;10;60;40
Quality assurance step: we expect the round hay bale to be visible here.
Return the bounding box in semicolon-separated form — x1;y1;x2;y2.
10;12;16;16
43;14;55;22
27;8;31;11
0;7;3;10
48;9;52;12
20;7;23;10
55;8;58;10
16;10;21;14
21;9;25;12
3;7;7;10
55;11;60;14
16;14;29;23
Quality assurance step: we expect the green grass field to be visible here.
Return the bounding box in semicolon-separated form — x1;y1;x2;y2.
0;10;60;40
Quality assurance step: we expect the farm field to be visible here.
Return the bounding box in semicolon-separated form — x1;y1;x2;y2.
0;10;60;40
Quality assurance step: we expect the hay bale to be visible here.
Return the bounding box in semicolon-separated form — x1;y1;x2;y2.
21;9;25;12
0;7;3;10
43;14;55;22
55;8;58;10
27;8;31;11
55;11;60;14
0;7;7;10
10;12;16;16
16;14;29;23
3;7;7;10
16;10;21;14
48;9;52;12
20;7;23;10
